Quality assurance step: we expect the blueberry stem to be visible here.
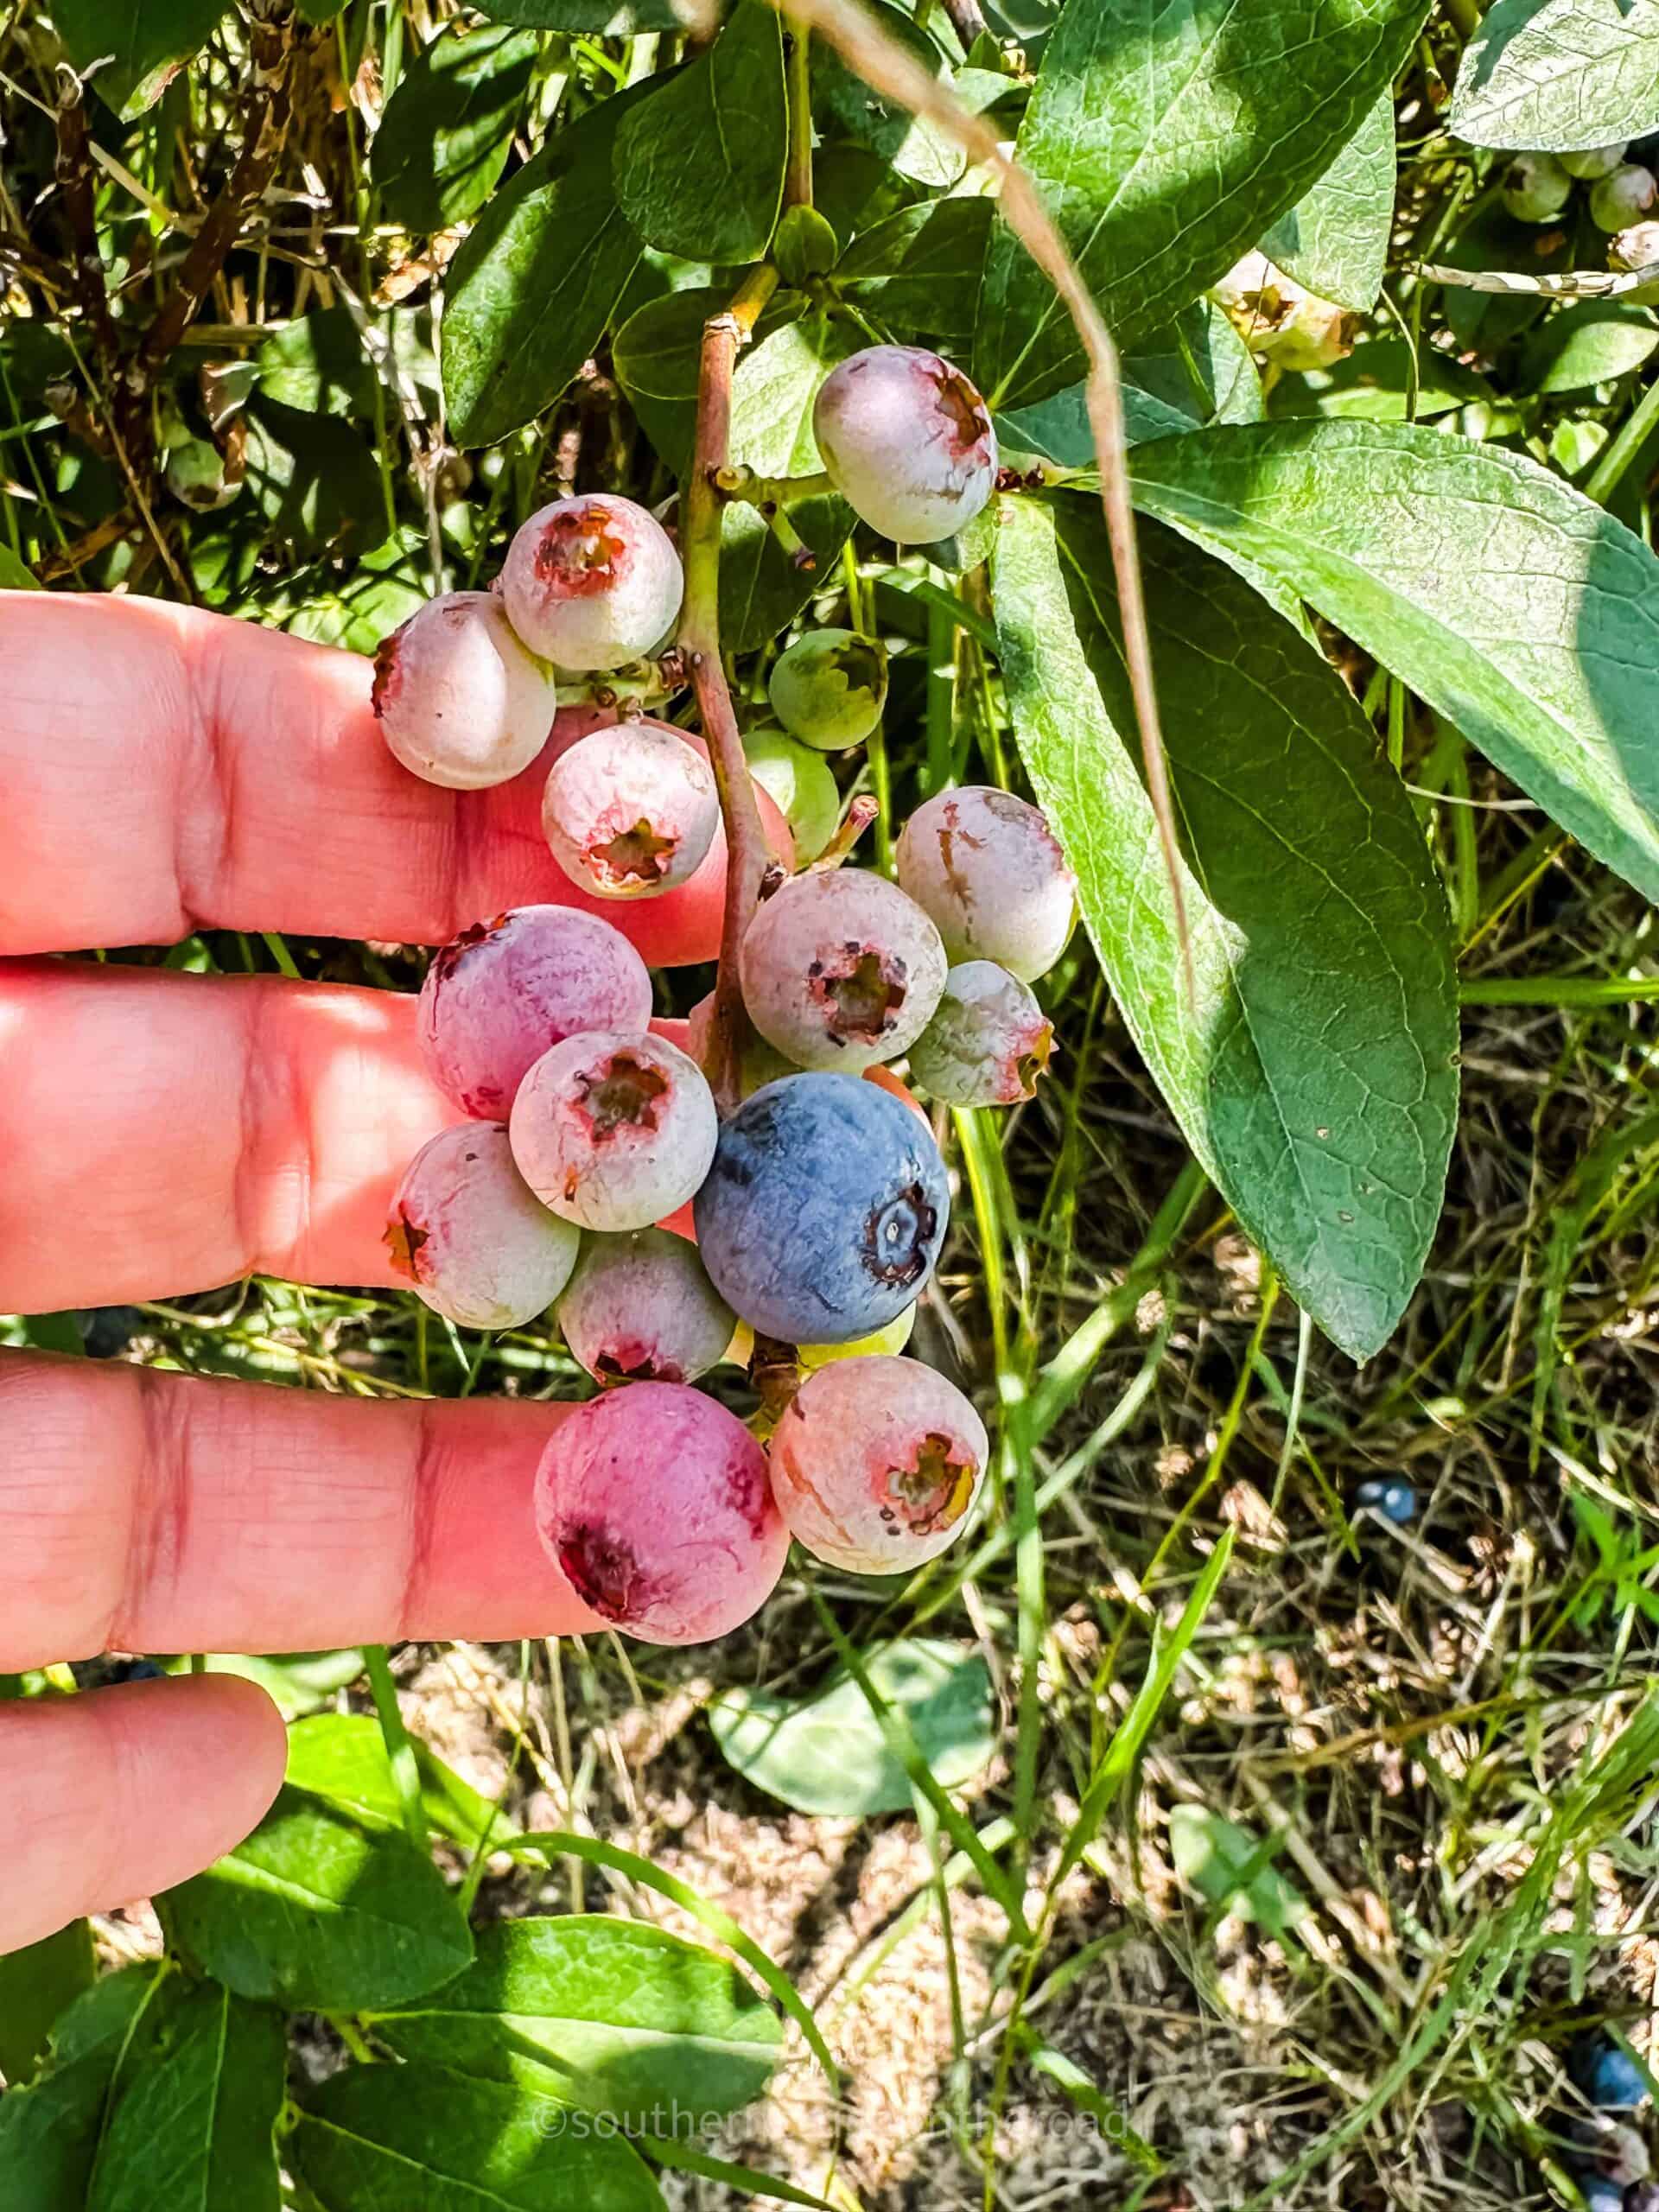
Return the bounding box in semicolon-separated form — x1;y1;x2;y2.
678;263;781;1116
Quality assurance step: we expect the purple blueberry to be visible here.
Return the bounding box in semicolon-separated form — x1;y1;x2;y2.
509;1029;717;1232
1355;1478;1417;1526
813;346;997;546
372;590;557;790
896;786;1076;982
542;719;719;900
418;906;653;1121
691;1072;950;1344
500;493;683;671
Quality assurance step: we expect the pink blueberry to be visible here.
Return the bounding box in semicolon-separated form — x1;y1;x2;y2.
509;1030;717;1232
500;494;683;671
543;721;719;899
739;869;948;1072
813;346;997;546
767;1355;989;1573
896;786;1076;982
385;1122;579;1330
372;591;556;790
534;1382;787;1643
556;1228;735;1387
418;906;654;1121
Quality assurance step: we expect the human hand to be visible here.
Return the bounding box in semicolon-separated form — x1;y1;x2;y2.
0;591;737;1956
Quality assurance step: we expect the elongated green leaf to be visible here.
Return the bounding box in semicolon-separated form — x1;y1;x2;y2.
1128;419;1659;905
0;1922;94;2086
975;0;1429;404
1522;301;1659;395
284;1712;512;1850
294;2063;665;2212
1000;302;1262;461
709;1640;997;1815
992;497;1458;1359
442;92;644;447
158;1785;474;2012
614;3;786;264
1450;0;1659;151
835;196;994;351
87;1986;284;2212
814;3;965;186
372;24;540;232
0;547;40;590
0;1970;175;2210
54;0;229;118
474;0;679;28
371;1916;779;2118
1262;92;1395;312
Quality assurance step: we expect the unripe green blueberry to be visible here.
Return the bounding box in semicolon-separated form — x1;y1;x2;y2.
1590;163;1658;231
1500;151;1573;222
774;202;839;286
542;720;719;899
741;729;841;861
534;1382;786;1643
767;629;889;751
1560;142;1628;180
896;785;1075;982
556;1228;734;1387
813;345;998;546
165;435;239;512
501;493;683;671
510;1030;718;1232
740;869;948;1072
373;591;557;791
908;960;1054;1106
385;1122;579;1329
767;1355;989;1573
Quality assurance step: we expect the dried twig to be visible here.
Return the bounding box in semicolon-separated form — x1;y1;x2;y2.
53;71;119;369
767;0;1193;995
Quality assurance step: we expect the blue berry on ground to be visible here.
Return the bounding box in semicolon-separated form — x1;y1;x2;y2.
1355;1478;1417;1526
693;1072;950;1345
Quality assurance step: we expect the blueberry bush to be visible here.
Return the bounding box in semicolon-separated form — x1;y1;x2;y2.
3;0;1659;2201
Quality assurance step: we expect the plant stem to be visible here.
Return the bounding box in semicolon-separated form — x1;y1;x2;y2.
785;15;815;211
1459;974;1659;1007
1585;369;1659;506
678;263;781;1115
363;1643;429;1854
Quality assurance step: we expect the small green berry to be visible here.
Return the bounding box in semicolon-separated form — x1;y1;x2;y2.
1501;152;1573;222
768;627;889;750
1560;142;1628;180
741;728;842;861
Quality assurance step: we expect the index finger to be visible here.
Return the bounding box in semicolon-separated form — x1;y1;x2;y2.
0;593;740;962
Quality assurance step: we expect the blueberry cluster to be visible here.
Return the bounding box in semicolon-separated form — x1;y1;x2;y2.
372;346;1076;1648
1501;143;1657;234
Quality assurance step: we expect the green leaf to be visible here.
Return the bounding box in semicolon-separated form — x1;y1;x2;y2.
1000;302;1263;461
470;0;681;29
158;1784;474;2012
294;2063;665;2212
1167;1805;1312;1940
709;1640;997;1815
285;1713;515;1851
975;0;1429;404
442;92;644;448
614;3;787;264
53;0;230;118
0;1922;94;2086
721;314;859;652
1128;419;1659;906
86;1986;284;2212
372;25;540;232
371;1916;780;2119
0;545;40;589
1522;301;1659;394
991;497;1458;1360
1283;334;1491;420
815;3;965;187
0;1969;178;2211
1262;92;1394;313
834;196;994;351
240;399;386;551
1450;0;1659;151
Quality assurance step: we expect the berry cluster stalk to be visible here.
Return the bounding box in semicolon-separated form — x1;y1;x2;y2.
677;262;782;1116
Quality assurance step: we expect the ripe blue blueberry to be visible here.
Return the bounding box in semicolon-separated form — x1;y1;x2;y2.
1580;2037;1652;2113
1582;2178;1628;2212
692;1072;950;1344
1355;1478;1416;1526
